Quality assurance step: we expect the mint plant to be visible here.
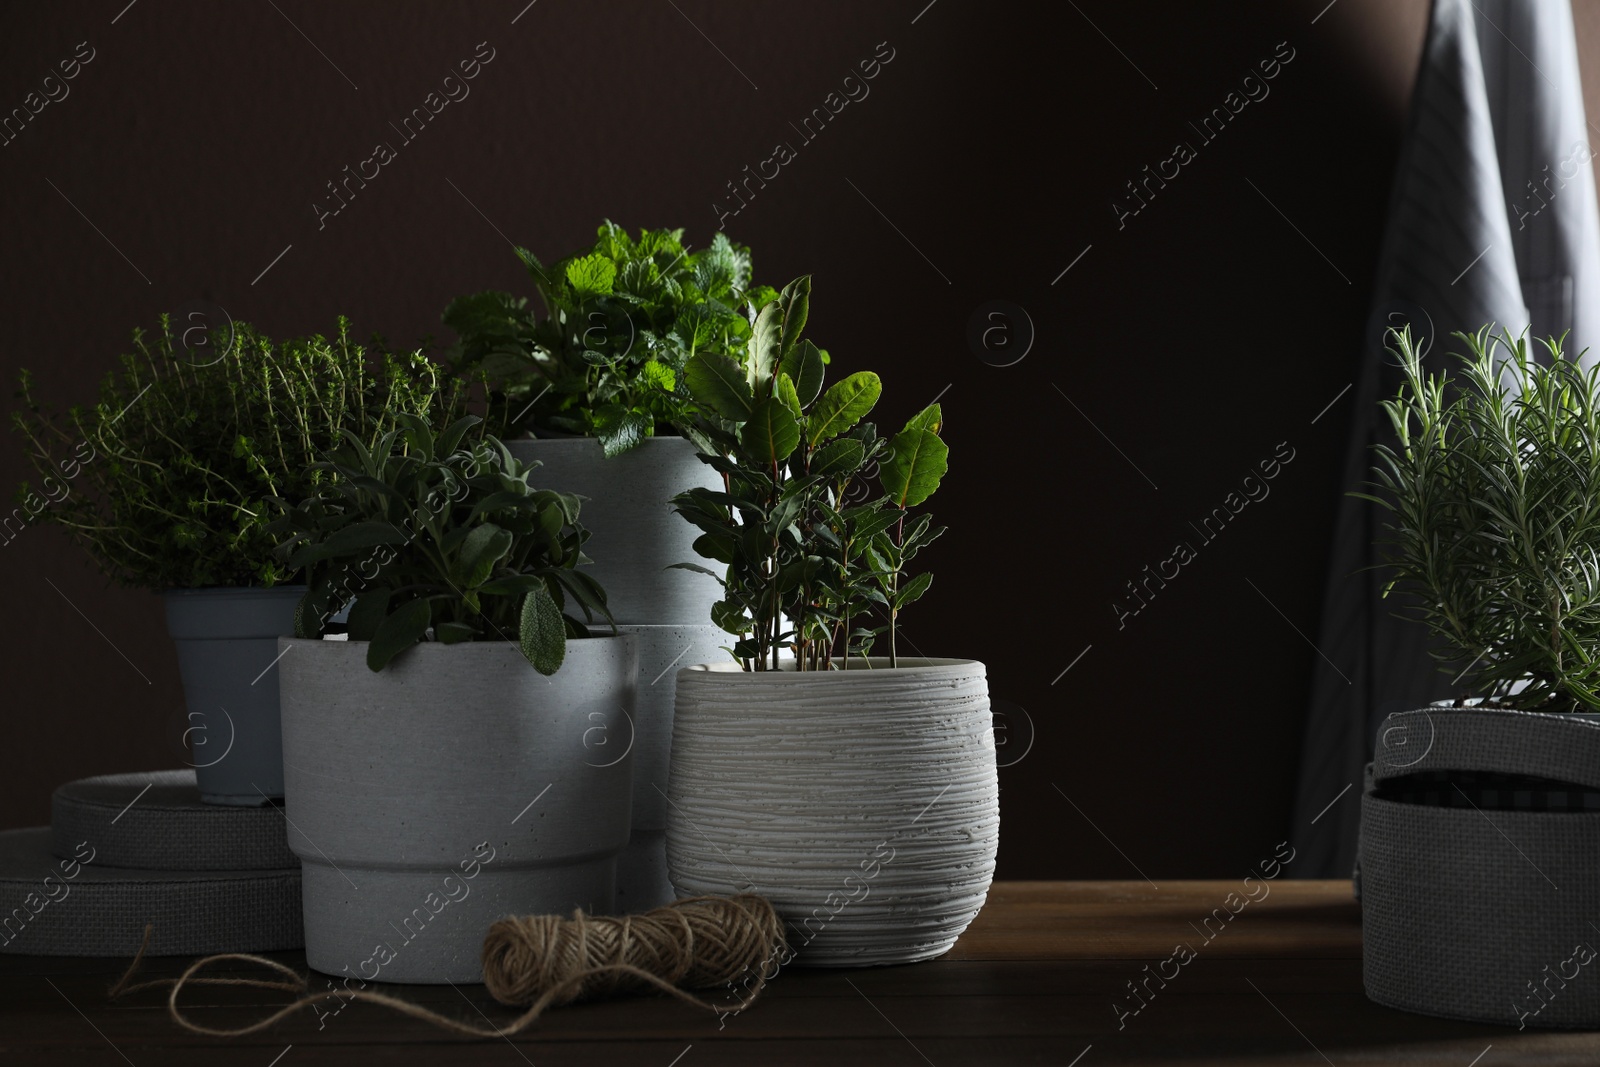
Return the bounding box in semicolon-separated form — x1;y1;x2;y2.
1358;325;1600;711
269;416;611;673
670;276;948;671
10;317;466;590
443;220;771;457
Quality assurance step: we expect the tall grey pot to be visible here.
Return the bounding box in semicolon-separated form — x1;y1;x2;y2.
1360;706;1600;1028
610;623;732;913
667;658;999;967
164;586;303;806
504;437;720;625
278;635;638;984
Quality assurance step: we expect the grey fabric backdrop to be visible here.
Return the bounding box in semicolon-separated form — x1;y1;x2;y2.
1293;0;1600;876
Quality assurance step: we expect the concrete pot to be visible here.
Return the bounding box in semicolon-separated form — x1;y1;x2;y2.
609;623;733;913
278;634;638;984
666;658;999;967
164;586;303;806
504;437;720;625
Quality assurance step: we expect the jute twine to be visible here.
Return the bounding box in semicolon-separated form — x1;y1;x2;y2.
110;893;787;1039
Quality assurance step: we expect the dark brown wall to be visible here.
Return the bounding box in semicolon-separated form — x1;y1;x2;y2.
0;0;1495;878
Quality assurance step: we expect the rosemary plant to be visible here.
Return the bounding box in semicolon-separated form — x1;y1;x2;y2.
1358;324;1600;712
10;316;472;589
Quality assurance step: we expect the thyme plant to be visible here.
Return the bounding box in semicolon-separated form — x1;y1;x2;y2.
1358;324;1600;712
10;317;469;589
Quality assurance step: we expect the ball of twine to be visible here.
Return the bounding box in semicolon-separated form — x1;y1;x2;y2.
111;893;789;1040
482;893;785;1008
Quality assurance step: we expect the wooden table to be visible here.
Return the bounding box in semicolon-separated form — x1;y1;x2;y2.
2;880;1596;1065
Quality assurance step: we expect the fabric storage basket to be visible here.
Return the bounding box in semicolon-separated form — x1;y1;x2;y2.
1360;706;1600;1029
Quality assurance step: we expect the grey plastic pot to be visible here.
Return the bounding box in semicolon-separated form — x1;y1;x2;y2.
278;634;638;984
608;623;732;913
666;658;999;967
504;437;720;625
164;586;304;806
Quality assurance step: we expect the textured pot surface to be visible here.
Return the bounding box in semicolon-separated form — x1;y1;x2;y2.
666;658;998;967
610;623;731;912
165;586;303;806
504;437;720;625
279;635;638;983
1361;707;1600;1027
52;769;296;871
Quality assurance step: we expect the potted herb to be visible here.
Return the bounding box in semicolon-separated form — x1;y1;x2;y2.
9;317;457;805
663;277;999;966
1357;325;1600;1027
442;222;760;622
268;416;636;984
444;221;764;910
1360;325;1600;712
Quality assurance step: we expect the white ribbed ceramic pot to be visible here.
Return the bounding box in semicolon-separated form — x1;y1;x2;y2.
665;658;998;967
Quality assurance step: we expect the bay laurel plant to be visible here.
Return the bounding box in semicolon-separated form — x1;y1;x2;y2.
1357;324;1600;712
443;221;771;456
268;415;611;674
10;317;466;590
670;276;948;671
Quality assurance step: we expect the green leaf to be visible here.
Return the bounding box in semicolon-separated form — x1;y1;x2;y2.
435;621;477;644
693;532;737;563
597;409;652;458
642;359;676;392
395;412;434;459
670;561;727;582
895;571;934;608
347;589;392;642
457;523;513;588
684;352;755;421
519;583;566;675
881;427;949;508
747;300;782;393
778;340;825;407
808;372;882;444
775;373;803;419
551;568;611;624
767;493;805;536
739;397;801;464
367;598;432;671
903;403;943;435
436;415;483;457
811;437;866;478
711;599;752;634
564;254;616;297
777;275;811;357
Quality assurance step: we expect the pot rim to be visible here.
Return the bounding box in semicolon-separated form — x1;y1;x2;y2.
505;434;694;452
164;584;308;598
1413;701;1600;717
680;656;981;681
279;632;634;657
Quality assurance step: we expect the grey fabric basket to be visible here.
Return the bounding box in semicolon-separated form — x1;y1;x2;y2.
1360;706;1600;1029
52;769;297;871
0;828;301;957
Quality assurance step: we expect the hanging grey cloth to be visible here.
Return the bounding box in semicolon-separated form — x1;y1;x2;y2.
1291;0;1600;877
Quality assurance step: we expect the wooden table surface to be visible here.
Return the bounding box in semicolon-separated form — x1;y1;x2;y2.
2;880;1596;1065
